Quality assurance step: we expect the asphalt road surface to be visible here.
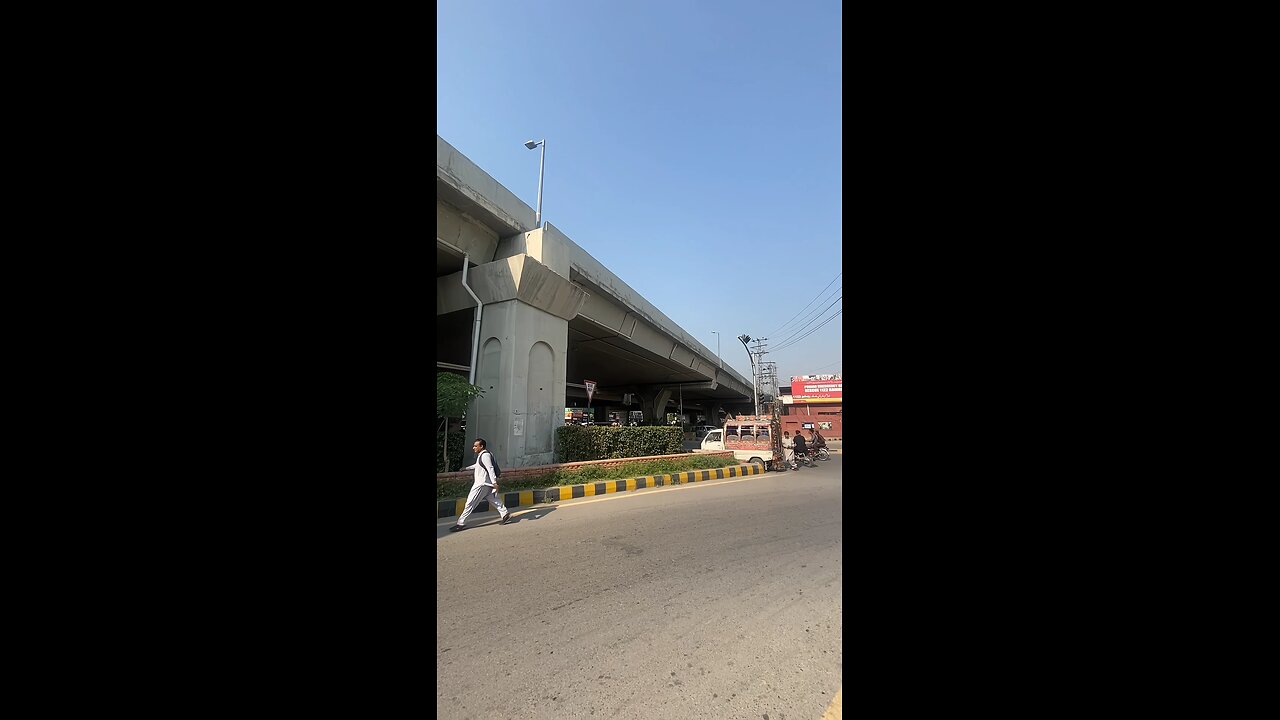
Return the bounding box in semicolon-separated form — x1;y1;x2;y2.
437;457;843;719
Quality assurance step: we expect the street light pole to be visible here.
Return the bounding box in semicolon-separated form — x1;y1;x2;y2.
524;139;546;228
738;334;759;416
712;331;721;368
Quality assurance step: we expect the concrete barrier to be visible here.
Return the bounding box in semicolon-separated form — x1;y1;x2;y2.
435;461;763;519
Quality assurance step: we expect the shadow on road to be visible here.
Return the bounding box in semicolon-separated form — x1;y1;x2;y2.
436;506;559;539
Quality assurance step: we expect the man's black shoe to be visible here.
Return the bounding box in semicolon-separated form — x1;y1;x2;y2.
449;525;465;532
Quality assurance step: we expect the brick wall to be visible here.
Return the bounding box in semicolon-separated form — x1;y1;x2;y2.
779;401;842;439
780;415;842;440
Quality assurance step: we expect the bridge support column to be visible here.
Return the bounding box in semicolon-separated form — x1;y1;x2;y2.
651;389;673;424
438;225;589;468
468;298;570;469
706;401;723;426
633;389;652;424
634;387;673;425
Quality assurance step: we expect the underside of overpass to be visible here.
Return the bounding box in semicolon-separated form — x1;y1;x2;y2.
562;268;755;416
439;298;756;419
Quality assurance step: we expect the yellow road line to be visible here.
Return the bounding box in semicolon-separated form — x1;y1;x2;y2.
821;688;842;719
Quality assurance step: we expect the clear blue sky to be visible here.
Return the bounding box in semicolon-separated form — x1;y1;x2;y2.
438;0;842;388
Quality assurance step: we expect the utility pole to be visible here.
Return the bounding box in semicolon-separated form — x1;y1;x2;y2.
739;335;775;416
737;334;758;416
759;361;778;412
750;338;769;416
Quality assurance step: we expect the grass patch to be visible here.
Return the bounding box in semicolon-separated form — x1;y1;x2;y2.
436;455;742;500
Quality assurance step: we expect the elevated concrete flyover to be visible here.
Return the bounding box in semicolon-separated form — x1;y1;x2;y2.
437;135;753;467
565;259;754;423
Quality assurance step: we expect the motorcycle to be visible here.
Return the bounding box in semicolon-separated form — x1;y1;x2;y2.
792;451;816;469
815;446;830;461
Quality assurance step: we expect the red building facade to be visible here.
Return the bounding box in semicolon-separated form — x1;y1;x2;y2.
779;374;842;440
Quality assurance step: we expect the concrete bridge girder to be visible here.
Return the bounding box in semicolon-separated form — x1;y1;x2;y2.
437;135;535;240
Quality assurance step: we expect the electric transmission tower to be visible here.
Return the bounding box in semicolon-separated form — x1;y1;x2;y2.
759;361;779;410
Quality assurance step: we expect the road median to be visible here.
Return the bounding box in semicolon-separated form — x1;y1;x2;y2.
435;462;763;519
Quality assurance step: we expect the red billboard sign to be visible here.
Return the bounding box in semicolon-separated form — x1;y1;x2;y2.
790;376;842;404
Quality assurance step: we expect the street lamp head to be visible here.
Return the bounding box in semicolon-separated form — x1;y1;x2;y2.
524;140;541;150
738;334;751;344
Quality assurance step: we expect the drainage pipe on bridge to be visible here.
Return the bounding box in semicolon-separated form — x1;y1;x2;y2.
439;239;484;384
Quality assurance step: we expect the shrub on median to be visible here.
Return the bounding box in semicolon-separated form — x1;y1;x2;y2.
436;454;741;500
554;425;684;462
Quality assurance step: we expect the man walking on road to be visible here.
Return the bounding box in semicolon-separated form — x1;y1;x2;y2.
449;437;511;531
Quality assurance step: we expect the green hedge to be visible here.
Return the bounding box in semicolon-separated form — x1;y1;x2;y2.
436;454;740;500
554;425;684;463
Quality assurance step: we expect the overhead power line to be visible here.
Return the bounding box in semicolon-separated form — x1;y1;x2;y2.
773;295;841;347
772;309;843;353
772;284;840;344
767;272;841;337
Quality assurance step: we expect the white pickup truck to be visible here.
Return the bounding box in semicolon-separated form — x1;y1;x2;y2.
697;415;781;470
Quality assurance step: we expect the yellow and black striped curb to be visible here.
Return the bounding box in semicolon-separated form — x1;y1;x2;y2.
436;463;764;519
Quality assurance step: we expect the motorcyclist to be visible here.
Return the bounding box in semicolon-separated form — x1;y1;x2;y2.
793;431;809;466
809;429;827;450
